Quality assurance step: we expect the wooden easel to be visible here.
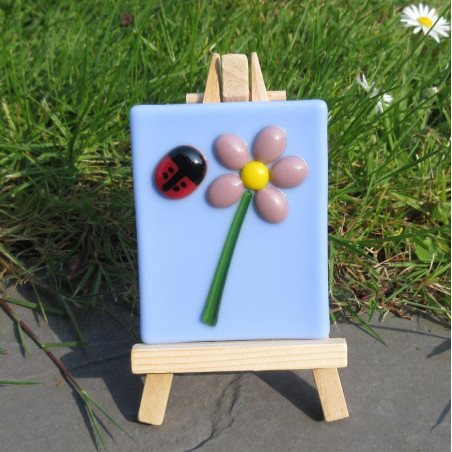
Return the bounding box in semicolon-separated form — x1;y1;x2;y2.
131;53;349;425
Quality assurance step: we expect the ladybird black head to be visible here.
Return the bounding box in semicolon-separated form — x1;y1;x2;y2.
155;145;207;199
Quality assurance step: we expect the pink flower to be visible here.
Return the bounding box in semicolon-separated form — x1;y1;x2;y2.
207;126;308;223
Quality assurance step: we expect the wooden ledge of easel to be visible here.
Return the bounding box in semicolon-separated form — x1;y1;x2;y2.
131;338;347;374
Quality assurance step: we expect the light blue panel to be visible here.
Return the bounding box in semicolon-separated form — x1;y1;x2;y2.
130;100;329;344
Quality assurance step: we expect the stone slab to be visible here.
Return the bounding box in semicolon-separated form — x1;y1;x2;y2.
0;286;450;451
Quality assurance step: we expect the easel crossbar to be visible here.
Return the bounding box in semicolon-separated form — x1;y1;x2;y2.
131;338;347;374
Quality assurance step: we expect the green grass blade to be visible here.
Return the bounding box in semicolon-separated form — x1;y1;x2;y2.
0;380;42;385
83;392;136;443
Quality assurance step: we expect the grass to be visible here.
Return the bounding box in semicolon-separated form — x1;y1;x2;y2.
0;0;449;313
0;0;450;321
0;0;450;440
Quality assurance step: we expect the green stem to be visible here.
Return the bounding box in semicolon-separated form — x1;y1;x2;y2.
202;191;252;326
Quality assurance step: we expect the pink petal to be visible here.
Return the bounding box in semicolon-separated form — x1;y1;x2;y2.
207;174;244;207
252;126;286;163
270;156;308;188
255;186;288;223
214;134;249;170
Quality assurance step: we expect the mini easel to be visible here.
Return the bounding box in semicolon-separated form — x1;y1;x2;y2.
131;53;349;425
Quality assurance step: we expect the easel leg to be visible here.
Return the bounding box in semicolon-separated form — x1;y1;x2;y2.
138;373;173;425
313;368;349;421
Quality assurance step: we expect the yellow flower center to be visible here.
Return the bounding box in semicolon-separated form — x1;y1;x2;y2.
418;16;434;28
241;161;269;190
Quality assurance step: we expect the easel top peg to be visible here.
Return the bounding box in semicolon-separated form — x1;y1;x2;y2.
185;52;287;104
221;54;249;102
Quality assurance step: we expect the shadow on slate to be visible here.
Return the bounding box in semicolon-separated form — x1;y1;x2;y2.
426;338;451;358
66;353;145;423
14;284;144;425
256;370;323;422
347;318;451;342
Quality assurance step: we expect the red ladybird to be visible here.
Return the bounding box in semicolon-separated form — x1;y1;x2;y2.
154;146;207;199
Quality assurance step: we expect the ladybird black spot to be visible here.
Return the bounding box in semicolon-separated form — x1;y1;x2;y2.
168;167;174;173
181;181;187;188
163;172;169;179
173;186;180;192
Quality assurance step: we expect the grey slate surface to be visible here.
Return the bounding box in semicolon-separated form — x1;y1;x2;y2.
0;286;450;452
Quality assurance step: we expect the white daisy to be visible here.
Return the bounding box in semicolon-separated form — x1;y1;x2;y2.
356;74;393;113
400;4;450;42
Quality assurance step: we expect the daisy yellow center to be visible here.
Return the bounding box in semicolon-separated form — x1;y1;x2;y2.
418;16;434;28
241;161;269;190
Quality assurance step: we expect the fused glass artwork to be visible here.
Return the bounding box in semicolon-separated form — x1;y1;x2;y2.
130;100;329;344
